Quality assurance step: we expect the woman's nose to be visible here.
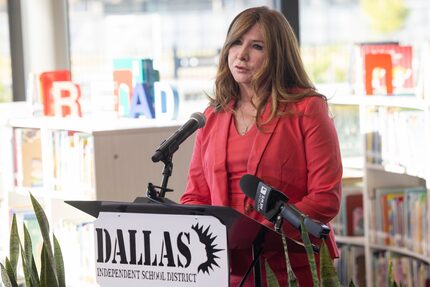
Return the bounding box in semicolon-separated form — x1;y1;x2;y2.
237;47;248;61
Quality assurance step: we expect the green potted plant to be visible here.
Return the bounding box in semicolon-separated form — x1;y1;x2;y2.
266;219;402;287
0;193;65;287
2;194;401;287
264;220;341;287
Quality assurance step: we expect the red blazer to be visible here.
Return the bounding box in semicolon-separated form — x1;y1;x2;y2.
181;95;342;283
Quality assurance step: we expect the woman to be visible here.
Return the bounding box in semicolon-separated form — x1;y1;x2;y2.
180;6;342;286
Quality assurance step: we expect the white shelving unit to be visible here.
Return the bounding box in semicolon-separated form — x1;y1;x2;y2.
0;113;195;286
7;116;195;201
335;235;366;247
2;95;429;286
0;102;32;267
329;94;430;287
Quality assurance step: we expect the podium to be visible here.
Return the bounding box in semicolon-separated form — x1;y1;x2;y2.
67;197;311;287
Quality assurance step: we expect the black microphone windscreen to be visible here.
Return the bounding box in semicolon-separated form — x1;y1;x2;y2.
239;174;261;199
190;112;206;128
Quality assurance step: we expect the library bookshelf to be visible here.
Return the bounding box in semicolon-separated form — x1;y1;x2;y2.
2;95;429;286
329;94;430;287
0;108;195;286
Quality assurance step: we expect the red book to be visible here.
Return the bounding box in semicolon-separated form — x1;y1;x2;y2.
345;193;364;236
359;44;413;95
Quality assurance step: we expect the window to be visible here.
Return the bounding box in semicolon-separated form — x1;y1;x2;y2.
68;0;278;119
299;0;430;96
0;0;12;103
300;0;430;171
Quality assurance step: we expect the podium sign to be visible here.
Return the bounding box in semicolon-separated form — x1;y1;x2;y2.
94;212;229;287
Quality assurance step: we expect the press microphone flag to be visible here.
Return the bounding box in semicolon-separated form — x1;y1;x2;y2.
239;174;330;239
151;112;206;163
240;173;288;221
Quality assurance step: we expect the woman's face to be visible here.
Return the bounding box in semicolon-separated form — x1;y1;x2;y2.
228;24;266;88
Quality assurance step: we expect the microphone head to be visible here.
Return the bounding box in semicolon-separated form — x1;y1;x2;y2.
190;112;206;129
239;174;260;199
240;174;289;222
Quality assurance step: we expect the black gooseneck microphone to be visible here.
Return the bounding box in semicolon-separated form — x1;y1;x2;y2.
239;174;330;239
151;112;206;163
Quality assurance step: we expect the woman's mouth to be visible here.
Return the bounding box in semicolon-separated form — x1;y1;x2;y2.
235;66;248;72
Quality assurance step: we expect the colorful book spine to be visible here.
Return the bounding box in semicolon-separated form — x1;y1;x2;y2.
372;185;428;255
13;128;43;188
372;251;430;287
354;43;414;96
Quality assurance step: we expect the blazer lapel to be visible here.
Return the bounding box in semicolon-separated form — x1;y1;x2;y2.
211;100;285;203
212;103;234;205
247;101;283;175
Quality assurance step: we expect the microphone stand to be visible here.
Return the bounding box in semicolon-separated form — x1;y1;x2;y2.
239;228;266;287
146;154;174;200
159;155;173;198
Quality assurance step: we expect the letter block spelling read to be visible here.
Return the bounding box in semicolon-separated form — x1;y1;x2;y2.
94;212;229;287
113;58;179;119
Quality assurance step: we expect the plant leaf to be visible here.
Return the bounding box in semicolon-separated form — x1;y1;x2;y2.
40;243;59;287
1;262;15;287
31;255;41;287
23;223;40;287
9;214;19;275
30;193;58;282
388;259;402;287
281;232;299;287
3;258;18;287
388;260;395;287
19;241;32;287
348;280;357;287
265;260;280;287
54;235;66;287
300;221;320;287
319;240;340;287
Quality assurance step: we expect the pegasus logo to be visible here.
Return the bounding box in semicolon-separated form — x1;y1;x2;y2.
256;184;269;212
260;186;268;195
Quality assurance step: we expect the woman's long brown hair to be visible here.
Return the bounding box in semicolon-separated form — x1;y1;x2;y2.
211;6;325;126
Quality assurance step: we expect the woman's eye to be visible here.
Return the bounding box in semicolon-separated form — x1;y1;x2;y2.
232;39;242;46
253;44;263;50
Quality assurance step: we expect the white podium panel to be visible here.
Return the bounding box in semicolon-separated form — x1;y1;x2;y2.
94;212;229;287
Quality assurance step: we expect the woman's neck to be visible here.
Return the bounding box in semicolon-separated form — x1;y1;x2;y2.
238;89;257;106
238;84;254;101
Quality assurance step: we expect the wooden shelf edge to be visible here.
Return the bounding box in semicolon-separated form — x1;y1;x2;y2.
335;235;366;246
369;243;430;264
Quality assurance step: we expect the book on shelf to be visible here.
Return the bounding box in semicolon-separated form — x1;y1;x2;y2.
373;186;404;246
53;219;96;285
49;130;95;194
394;109;427;177
416;41;430;103
372;185;428;255
372;251;430;287
346;192;364;237
330;104;363;160
333;180;363;237
336;245;365;287
364;106;427;178
13;128;43;188
383;192;404;246
353;43;414;96
364;106;382;165
12;127;95;196
403;186;427;255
